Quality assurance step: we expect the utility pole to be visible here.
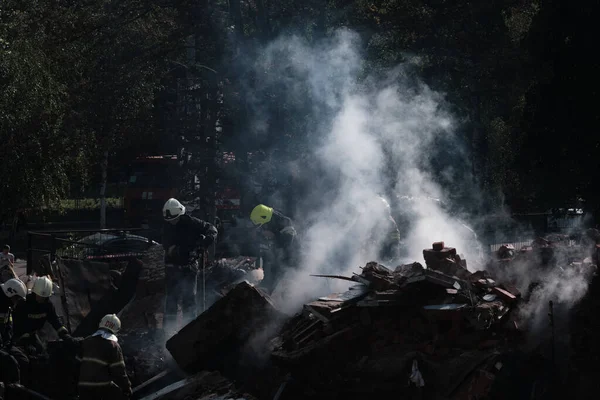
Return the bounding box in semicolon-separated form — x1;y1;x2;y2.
177;2;224;310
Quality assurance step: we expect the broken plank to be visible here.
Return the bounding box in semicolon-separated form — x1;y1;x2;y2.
295;328;320;347
304;305;332;323
356;299;402;307
310;274;357;282
273;373;292;400
352;273;371;285
493;287;517;303
423;303;468;311
318;286;369;303
292;320;322;342
138;377;194;400
132;370;171;393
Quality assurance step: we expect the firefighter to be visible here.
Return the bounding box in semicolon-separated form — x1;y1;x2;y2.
0;245;16;284
162;198;218;330
0;279;27;385
12;276;73;354
374;196;402;263
77;314;132;400
0;279;26;344
250;204;297;291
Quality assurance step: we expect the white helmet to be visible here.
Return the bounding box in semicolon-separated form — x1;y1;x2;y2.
1;278;27;300
31;276;53;298
163;198;185;223
99;314;121;334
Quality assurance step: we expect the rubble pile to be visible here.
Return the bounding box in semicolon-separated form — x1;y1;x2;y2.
120;329;168;385
122;238;600;399
37;236;597;400
264;242;538;399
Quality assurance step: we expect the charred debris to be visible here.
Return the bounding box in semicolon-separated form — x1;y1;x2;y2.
132;238;598;400
18;237;599;400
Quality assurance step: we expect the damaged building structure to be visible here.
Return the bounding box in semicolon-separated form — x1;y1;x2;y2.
6;235;600;400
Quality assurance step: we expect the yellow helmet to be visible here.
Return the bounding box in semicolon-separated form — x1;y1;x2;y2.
250;204;273;226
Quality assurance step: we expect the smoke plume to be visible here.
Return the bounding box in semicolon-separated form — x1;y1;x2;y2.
238;29;486;313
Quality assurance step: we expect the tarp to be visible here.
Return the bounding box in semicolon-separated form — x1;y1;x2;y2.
73;258;143;337
57;258;122;333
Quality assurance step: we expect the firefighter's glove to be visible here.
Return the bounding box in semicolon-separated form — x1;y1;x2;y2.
62;334;82;353
198;235;213;248
280;226;297;237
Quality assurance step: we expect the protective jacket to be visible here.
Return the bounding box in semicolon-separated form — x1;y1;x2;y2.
77;331;132;397
268;210;296;252
258;209;298;292
377;214;402;261
162;215;218;266
12;294;68;340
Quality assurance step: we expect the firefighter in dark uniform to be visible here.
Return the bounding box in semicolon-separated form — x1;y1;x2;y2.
77;314;131;400
0;279;27;386
375;196;402;262
12;276;72;352
250;204;297;291
161;198;218;330
11;276;75;388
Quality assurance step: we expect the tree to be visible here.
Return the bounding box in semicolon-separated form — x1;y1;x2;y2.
1;0;199;226
0;2;75;216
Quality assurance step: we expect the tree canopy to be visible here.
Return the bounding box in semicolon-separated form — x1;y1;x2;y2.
0;0;596;220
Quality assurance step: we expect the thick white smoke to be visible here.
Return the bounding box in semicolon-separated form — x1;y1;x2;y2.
247;29;484;313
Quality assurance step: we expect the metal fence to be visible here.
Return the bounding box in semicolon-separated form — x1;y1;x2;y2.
489;240;534;253
26;228;151;275
489;239;578;253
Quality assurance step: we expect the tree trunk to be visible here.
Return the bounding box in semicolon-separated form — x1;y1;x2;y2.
255;0;270;41
100;150;109;229
228;0;244;40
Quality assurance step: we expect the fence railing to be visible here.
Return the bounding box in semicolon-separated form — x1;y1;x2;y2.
488;239;578;253
489;240;534;253
26;228;149;274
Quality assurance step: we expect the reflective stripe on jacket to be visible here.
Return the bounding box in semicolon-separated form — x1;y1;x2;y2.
13;294;67;337
78;334;132;395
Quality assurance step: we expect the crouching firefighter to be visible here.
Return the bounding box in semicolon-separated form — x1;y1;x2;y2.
12;276;75;355
250;204;297;291
0;279;27;386
162;198;218;330
77;314;132;400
